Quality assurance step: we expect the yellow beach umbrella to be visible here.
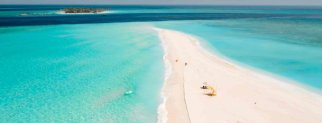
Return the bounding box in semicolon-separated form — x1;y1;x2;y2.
208;86;216;96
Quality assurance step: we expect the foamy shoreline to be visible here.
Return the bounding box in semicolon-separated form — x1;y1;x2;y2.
156;28;322;123
157;28;171;123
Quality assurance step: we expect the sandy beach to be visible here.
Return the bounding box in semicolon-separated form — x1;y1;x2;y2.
157;28;322;123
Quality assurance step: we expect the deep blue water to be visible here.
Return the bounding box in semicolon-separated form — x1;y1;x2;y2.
0;5;322;26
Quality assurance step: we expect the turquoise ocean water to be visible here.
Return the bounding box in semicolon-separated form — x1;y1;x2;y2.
1;5;322;123
0;23;164;122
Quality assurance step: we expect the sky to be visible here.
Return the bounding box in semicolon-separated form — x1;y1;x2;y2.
1;0;322;6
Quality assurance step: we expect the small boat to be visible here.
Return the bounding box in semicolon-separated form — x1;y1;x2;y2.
124;90;133;95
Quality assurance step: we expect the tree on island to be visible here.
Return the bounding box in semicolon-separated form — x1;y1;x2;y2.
63;8;111;14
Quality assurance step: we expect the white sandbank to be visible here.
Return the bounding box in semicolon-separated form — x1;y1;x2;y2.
156;28;322;123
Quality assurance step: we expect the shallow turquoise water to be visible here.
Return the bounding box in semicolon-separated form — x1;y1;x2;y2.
154;19;322;90
0;23;164;122
0;10;57;16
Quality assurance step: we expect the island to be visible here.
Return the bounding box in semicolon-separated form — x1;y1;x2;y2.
61;8;111;14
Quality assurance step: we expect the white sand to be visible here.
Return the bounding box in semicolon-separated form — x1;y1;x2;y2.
157;28;322;123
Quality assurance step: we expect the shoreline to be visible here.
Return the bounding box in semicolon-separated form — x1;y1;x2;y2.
157;30;171;123
193;34;322;95
156;28;322;123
